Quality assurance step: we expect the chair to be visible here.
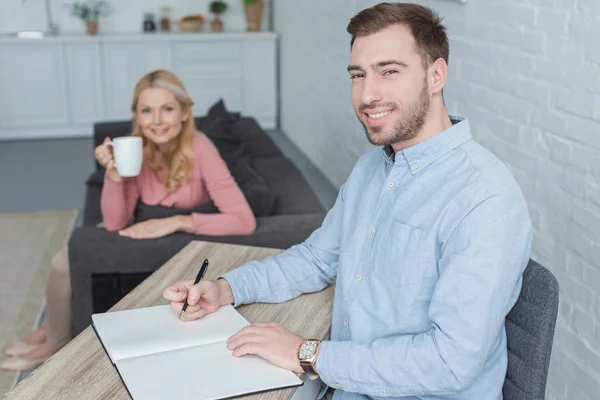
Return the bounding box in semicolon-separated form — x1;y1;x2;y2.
503;259;560;400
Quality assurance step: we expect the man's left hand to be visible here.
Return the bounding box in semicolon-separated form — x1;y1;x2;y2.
226;322;305;373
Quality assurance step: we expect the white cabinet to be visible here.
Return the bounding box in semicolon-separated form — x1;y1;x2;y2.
242;39;277;129
170;37;277;129
0;43;69;129
64;42;104;124
0;32;278;140
171;41;243;116
103;41;171;120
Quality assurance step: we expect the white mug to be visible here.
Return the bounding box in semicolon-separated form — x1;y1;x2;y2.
106;137;143;177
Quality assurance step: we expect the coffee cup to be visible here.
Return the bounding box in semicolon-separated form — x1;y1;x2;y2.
106;137;143;177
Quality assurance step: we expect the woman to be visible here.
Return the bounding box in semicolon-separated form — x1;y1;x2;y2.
2;70;256;371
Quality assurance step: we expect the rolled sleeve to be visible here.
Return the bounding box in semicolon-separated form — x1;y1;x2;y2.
214;184;347;308
219;268;256;307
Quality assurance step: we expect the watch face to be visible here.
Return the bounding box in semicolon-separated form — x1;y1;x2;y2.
299;341;318;360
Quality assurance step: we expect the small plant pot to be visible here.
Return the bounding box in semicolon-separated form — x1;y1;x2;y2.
244;0;264;32
86;21;98;35
210;17;224;32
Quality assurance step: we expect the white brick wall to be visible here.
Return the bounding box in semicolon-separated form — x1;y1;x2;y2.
274;0;600;398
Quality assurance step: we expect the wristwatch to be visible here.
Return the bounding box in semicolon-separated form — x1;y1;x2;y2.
298;339;320;375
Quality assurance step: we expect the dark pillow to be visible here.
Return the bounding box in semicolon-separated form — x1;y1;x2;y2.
224;118;282;158
133;202;219;223
201;115;278;217
201;115;247;166
205;99;241;122
227;157;278;217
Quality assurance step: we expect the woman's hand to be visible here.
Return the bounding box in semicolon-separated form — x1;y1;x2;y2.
94;137;121;182
118;216;190;239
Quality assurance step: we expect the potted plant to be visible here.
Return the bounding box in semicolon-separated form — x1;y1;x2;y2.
242;0;264;32
69;1;111;35
209;1;228;32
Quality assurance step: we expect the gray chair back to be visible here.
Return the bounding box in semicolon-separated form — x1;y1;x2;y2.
503;259;559;400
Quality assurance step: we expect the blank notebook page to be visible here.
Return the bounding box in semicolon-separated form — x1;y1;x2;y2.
92;304;250;361
116;341;302;400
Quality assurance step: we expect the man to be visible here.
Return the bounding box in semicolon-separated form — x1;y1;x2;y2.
164;3;532;399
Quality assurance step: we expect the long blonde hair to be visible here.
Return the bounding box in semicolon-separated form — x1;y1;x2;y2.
131;69;195;192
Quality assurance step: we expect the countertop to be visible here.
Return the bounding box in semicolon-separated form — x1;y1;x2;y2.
0;30;277;43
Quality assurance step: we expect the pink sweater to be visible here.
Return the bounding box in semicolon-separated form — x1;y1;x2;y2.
100;132;256;236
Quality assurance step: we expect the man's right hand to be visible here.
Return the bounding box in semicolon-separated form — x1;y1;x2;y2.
162;278;234;321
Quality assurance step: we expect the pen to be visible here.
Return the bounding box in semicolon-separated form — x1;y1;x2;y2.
179;258;209;319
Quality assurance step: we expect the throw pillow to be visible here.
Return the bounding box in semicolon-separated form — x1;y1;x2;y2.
227;156;278;217
200;116;278;217
201;115;247;166
205;98;241;122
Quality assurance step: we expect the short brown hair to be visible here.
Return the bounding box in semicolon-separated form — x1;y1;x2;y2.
347;2;449;68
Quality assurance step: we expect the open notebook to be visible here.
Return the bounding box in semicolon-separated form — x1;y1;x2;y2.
92;304;303;400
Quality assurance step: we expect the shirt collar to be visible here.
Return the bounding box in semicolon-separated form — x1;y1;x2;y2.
382;115;472;174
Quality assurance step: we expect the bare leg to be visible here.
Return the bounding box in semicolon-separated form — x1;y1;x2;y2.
1;247;71;370
4;322;46;356
18;321;47;345
44;246;72;347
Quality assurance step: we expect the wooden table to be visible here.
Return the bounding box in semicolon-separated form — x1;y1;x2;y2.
4;241;334;400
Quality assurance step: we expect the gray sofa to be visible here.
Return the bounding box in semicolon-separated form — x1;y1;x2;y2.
68;103;328;336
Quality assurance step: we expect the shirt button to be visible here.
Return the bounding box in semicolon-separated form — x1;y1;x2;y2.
369;227;375;233
388;181;394;188
412;163;419;169
343;320;348;327
335;383;342;389
379;389;387;396
357;275;362;281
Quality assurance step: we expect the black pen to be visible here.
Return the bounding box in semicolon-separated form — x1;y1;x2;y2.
179;259;209;318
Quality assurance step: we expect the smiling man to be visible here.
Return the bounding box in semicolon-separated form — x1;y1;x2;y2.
163;3;533;400
348;6;451;154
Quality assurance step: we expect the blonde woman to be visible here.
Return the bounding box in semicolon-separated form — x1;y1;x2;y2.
2;70;256;371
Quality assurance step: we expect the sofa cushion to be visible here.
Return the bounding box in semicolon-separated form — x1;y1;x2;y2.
201;115;248;165
83;184;103;226
227;158;278;217
206;98;241;121
226;118;282;158
251;156;325;215
93;121;133;148
197;116;279;217
200;99;281;158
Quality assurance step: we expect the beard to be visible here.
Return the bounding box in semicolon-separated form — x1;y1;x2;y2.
358;79;430;147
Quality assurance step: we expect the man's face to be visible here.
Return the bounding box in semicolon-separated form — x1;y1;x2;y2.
349;24;430;147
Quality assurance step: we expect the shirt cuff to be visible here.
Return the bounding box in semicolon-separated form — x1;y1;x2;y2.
315;341;351;391
218;268;256;307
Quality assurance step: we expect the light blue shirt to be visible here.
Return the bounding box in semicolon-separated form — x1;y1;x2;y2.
221;117;532;400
